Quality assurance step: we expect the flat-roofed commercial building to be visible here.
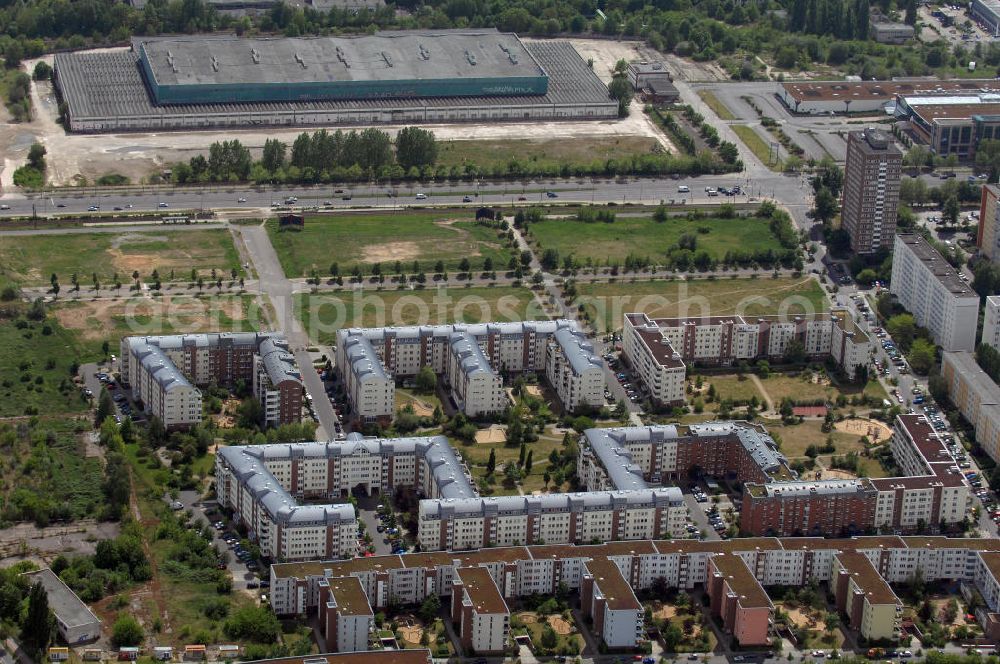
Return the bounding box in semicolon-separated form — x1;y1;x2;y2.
779;79;1000;114
451;567;510;654
21;568;101;645
890;234;979;351
582;558;644;649
706;553;773;646
832;550;902;641
54;31;617;133
842;129;902;254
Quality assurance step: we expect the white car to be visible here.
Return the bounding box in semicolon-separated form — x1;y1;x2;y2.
415;193;427;200
678;185;690;193
237;197;247;203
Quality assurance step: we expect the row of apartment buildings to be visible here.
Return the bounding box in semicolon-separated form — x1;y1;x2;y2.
890;234;981;352
215;413;971;562
270;535;1000;650
942;350;1000;466
335;320;605;425
577;415;971;537
119;333;304;429
622;308;874;407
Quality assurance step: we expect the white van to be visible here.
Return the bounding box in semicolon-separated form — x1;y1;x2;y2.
678;185;690;193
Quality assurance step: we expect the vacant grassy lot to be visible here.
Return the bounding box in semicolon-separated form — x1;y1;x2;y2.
53;294;263;358
732;125;781;171
0;314;89;417
0;417;104;524
698;90;737;121
0;228;242;286
437;136;661;171
267;211;514;277
296;286;546;345
528;214;782;264
577;276;828;333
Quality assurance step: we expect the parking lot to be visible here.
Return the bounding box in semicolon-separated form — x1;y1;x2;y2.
355;493;411;557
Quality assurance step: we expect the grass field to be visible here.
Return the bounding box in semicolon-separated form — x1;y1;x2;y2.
0;228;242;287
0;417;105;524
437;136;662;171
757;373;887;404
464;430;572;496
732;125;781;171
0;314;89;417
53;294;263;358
577;276;828;333
528;214;783;264
767;420;868;458
697;374;764;404
698;90;737;121
267;211;515;277
296;286;546;345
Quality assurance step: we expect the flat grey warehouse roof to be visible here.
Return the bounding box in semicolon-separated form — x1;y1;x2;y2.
21;568;100;631
54;39;613;129
137;31;544;86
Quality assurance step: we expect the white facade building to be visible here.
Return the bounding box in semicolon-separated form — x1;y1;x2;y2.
890;234;980;352
984;296;1000;351
336;320;605;421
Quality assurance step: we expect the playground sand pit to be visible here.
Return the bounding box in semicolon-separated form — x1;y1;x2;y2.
817;468;858;480
518;612;539;624
475;425;507;444
652;603;678;621
400;625;425;645
834;418;892;443
525;385;542;397
786;607;826;631
547;615;573;635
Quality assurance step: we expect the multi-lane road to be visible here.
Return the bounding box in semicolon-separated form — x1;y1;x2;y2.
0;172;817;224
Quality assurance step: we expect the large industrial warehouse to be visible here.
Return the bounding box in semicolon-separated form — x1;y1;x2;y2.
54;29;618;133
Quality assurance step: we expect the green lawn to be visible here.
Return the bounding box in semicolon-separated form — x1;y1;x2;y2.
296;285;546;345
0;228;242;287
437;136;661;171
578;276;828;333
528;214;783;265
698;90;737;121
732;125;781;171
756;373;882;405
766;420;868;459
267;211;515;277
697;374;764;404
0;314;90;417
53;294;263;359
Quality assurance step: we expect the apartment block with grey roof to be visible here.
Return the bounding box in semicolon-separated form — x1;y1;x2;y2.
335;320;605;422
120;332;303;429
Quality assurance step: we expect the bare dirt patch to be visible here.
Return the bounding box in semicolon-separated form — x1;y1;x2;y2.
834;418;891;443
399;394;435;418
53;295;247;341
400;625;425;645
816;468;858;480
475;425;507;445
547;615;573;635
519;611;539;624
652;603;678;621
360;241;424;264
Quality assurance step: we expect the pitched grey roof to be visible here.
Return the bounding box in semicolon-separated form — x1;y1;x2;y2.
449;331;496;378
553;324;604;375
419;487;685;519
343;332;390;382
259;336;303;387
135;343;195;392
